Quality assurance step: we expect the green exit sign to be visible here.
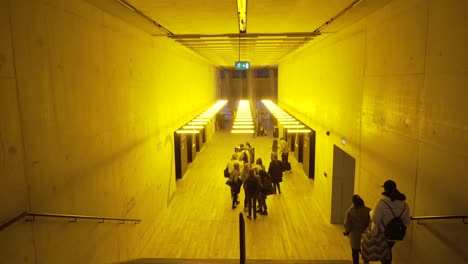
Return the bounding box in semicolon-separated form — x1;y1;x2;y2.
235;61;250;70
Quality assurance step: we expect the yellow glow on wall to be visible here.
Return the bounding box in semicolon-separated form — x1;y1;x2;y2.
182;126;204;129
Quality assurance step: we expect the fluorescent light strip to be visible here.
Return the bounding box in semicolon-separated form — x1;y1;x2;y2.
178;100;228;134
231;129;255;133
234;122;253;125
287;129;312;133
232;99;254;134
279;121;300;125
262;99;312;132
188;121;208;125
176;130;200;134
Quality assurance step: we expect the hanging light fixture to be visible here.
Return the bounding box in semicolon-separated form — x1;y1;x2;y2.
237;0;247;33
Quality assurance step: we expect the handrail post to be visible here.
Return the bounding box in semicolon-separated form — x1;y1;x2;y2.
239;212;245;264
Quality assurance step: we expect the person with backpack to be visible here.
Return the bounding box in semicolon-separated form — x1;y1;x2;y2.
257;169;273;215
371;180;411;264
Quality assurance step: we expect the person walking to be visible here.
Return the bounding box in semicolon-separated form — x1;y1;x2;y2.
268;152;283;194
227;153;240;175
254;158;265;173
244;169;260;220
371;180;411;264
229;163;242;209
279;137;291;173
344;195;371;264
241;163;250;212
271;139;279;159
257;169;272;215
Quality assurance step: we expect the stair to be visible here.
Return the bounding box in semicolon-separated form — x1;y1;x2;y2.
121;258;353;264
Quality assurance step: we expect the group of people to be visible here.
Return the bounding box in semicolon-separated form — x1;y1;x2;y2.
225;140;290;220
343;180;411;264
225;138;410;262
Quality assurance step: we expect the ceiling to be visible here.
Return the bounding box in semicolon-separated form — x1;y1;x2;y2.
86;0;392;68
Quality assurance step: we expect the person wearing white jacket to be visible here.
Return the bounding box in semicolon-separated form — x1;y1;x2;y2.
371;180;411;264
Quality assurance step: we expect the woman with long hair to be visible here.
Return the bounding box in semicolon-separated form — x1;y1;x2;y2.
344;194;371;264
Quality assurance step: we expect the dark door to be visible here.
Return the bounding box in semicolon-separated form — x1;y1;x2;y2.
288;132;295;152
331;145;355;224
294;133;304;162
196;132;201;152
174;133;188;179
303;130;316;179
202;127;206;143
187;134;197;162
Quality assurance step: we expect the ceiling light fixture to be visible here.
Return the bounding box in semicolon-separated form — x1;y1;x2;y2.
237;0;247;33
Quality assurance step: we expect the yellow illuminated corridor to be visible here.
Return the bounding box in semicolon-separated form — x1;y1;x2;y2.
1;0;468;263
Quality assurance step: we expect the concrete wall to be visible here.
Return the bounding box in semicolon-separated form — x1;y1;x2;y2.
0;1;36;263
0;0;217;263
279;0;468;262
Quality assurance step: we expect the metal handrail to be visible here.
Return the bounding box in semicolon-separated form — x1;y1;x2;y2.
411;215;468;224
0;211;141;232
239;212;245;264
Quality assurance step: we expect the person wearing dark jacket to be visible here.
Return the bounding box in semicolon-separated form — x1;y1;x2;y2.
243;169;260;220
371;180;411;264
257;169;271;215
229;163;242;209
268;152;283;194
344;195;371;264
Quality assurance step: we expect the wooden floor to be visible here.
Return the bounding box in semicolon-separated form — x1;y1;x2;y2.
137;129;351;262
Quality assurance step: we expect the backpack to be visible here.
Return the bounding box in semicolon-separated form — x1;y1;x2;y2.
244;176;258;193
261;174;274;195
381;200;407;241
